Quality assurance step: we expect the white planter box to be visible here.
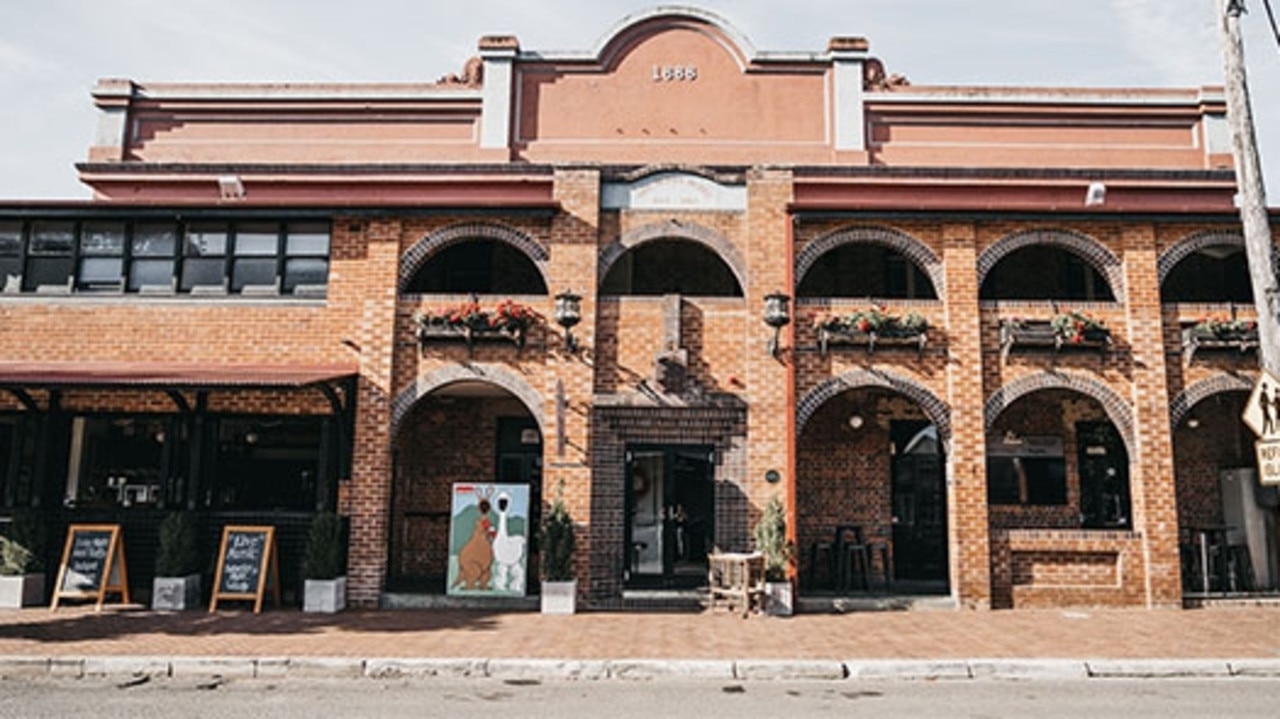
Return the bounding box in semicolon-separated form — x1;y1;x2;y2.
540;580;577;615
304;576;347;613
151;574;201;611
0;573;46;608
763;580;793;616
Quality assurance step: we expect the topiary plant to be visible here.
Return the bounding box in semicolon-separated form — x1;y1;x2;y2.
305;512;345;580
155;511;200;577
538;486;576;583
753;495;793;582
0;510;46;576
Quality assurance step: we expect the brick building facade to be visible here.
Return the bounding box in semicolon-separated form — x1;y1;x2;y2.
1;7;1276;610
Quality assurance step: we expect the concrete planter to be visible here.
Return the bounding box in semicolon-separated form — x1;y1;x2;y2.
540;580;577;615
0;573;46;608
304;576;347;613
763;580;793;616
151;574;201;611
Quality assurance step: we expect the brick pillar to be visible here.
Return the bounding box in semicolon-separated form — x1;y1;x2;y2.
942;222;991;608
547;168;599;599
1121;224;1181;607
338;218;401;607
744;169;795;538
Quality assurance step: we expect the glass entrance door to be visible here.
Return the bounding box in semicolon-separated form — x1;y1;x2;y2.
625;445;714;588
890;422;948;588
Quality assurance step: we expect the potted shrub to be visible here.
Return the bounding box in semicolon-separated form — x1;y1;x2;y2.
151;511;202;611
303;512;346;613
0;510;47;608
753;496;794;616
538;488;577;615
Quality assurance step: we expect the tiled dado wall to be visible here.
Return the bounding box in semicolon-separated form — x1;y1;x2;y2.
586;405;748;605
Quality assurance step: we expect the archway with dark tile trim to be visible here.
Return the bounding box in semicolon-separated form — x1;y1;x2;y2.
598;219;747;295
399;222;551;294
795;225;944;299
977;228;1125;304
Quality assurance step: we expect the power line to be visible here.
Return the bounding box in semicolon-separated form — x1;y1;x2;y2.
1262;0;1280;52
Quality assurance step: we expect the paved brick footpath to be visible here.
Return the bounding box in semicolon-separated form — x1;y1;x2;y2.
1;606;1278;662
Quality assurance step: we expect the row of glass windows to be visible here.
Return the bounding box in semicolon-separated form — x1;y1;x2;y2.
0;220;330;296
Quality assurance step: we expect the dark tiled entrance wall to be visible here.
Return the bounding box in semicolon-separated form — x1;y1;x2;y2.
587;404;746;603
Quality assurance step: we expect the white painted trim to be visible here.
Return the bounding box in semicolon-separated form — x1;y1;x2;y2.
480;52;515;150
832;55;866;151
868;89;1211;107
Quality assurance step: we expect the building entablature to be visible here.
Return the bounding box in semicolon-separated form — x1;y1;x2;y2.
79;6;1232;202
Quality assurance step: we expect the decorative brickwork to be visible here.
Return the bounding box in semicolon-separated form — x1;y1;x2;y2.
796;369;951;449
1156;230;1244;283
795;225;945;297
1168;372;1254;429
598;219;748;292
984;371;1134;451
389;364;546;436
977;228;1126;303
398;221;550;292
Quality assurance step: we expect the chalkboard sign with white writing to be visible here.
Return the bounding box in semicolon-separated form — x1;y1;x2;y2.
51;524;130;610
209;525;279;613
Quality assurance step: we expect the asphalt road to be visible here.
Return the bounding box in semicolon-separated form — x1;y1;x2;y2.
1;676;1277;719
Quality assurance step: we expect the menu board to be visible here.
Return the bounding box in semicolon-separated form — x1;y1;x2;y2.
51;524;130;610
209;525;279;613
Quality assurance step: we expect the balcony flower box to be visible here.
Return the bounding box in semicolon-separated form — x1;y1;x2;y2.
1181;317;1259;364
813;307;929;357
1000;311;1111;361
415;299;540;355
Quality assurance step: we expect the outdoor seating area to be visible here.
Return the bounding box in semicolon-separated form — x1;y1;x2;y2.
807;525;893;593
1181;525;1255;595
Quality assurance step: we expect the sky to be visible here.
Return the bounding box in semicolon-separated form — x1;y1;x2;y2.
0;0;1277;200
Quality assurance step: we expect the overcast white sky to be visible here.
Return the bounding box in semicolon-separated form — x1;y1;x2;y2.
0;0;1277;200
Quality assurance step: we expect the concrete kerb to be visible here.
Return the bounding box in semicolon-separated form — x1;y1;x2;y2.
3;656;1279;682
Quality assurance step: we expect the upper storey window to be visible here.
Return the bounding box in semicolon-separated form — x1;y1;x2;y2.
405;239;546;295
980;246;1115;301
0;218;330;298
797;244;936;299
1161;244;1252;303
601;239;743;297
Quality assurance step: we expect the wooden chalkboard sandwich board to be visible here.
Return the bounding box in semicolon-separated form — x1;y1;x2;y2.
209;525;280;613
51;524;131;611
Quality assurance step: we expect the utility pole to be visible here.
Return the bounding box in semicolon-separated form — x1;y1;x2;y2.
1219;0;1280;377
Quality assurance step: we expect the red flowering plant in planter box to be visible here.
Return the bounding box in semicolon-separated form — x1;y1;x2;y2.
1050;309;1109;344
1193;316;1256;340
493;298;542;333
811;306;928;336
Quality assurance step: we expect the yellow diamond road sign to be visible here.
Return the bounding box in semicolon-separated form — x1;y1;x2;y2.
1242;368;1280;440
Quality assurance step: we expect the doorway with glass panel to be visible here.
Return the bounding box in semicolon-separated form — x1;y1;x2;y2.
625;445;715;588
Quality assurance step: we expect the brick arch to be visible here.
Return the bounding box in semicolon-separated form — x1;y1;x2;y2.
977;228;1125;303
1157;230;1245;284
796;369;951;449
598;219;747;293
984;371;1134;451
390;364;545;437
1169;372;1255;429
794;225;944;297
399;222;550;293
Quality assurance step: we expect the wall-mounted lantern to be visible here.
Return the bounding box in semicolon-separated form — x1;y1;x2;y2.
763;291;791;358
554;290;583;353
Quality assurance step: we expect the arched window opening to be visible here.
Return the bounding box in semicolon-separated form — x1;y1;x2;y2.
980;246;1114;301
1162;245;1252;303
600;239;742;297
797;244;937;299
405;240;546;295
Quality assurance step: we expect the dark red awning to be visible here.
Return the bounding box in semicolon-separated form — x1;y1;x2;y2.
0;361;358;390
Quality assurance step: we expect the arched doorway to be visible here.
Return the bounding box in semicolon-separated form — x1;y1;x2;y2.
1171;379;1279;596
796;382;949;595
388;380;543;593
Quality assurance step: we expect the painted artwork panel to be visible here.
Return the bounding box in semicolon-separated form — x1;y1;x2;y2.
446;483;530;597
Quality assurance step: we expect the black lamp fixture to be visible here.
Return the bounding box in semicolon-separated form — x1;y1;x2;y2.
554;290;583;352
763;291;791;357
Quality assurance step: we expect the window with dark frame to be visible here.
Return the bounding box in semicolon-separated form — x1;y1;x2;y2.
0;217;331;297
985;435;1068;507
